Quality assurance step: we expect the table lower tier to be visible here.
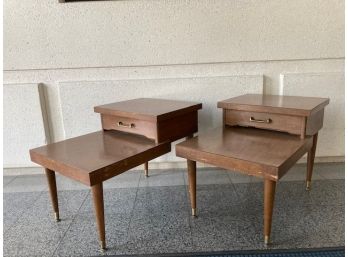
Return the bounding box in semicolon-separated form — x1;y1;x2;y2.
31;130;194;250
175;127;318;244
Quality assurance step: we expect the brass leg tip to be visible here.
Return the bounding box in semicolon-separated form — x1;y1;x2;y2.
264;236;270;245
99;241;106;251
54;212;60;222
191;208;197;217
306;181;311;191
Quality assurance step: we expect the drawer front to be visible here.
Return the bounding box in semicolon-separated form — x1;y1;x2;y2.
101;114;157;140
225;110;305;136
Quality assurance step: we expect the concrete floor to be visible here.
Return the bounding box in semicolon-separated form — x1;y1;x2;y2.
3;163;345;257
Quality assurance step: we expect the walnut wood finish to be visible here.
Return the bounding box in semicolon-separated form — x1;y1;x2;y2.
157;111;198;143
94;98;202;122
101;111;198;144
45;168;60;221
176;127;313;181
96;98;202;182
30;99;202;250
264;179;276;245
177;94;328;245
218;94;329;117
221;94;328;140
306;133;318;190
92;183;106;250
306;109;325;136
98;99;201;144
187;159;197;217
225;109;306;136
220;94;328;187
101;114;157;140
176;127;312;244
30;130;171;186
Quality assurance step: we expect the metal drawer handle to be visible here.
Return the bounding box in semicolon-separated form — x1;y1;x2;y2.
117;121;135;128
249;117;272;124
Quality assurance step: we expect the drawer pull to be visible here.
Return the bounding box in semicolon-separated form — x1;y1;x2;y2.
117;121;135;128
249;117;272;124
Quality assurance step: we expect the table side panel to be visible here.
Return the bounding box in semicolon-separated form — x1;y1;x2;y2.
306;109;325;136
309;99;330;115
157;111;198;143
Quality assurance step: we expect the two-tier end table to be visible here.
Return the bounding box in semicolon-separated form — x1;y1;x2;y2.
30;98;202;250
176;94;329;245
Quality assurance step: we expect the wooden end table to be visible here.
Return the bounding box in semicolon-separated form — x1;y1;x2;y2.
30;98;202;250
176;94;329;245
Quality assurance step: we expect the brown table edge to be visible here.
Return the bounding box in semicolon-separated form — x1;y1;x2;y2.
30;142;171;187
217;98;329;117
175;144;279;181
176;133;315;182
29;149;91;186
94;104;202;122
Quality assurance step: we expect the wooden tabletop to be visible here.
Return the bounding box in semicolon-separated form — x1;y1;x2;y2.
94;98;202;122
218;94;329;116
176;127;313;181
30;130;171;186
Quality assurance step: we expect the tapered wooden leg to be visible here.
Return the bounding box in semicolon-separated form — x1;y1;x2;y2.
144;162;149;177
45;168;60;222
306;133;318;191
92;183;106;250
264;179;276;245
187;159;197;217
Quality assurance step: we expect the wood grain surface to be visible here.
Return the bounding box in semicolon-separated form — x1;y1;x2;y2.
218;94;329;116
176;126;313;181
30;130;171;186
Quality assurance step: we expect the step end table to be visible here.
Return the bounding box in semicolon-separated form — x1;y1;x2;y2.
30;98;202;250
176;94;329;245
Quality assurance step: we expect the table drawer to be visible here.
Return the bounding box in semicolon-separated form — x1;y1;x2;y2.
101;114;157;141
95;99;202;143
225;110;306;136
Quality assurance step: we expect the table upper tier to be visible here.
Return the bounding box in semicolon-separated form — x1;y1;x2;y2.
218;94;329;116
94;98;202;122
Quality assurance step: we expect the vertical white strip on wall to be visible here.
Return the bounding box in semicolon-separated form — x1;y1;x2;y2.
4;84;47;167
279;74;284;95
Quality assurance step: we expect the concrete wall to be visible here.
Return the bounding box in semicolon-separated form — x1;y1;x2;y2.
4;0;344;171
